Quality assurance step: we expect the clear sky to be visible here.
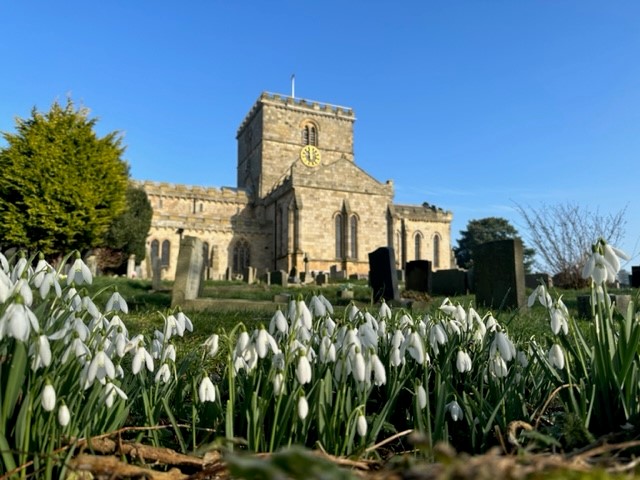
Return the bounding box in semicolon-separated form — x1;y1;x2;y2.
1;1;639;269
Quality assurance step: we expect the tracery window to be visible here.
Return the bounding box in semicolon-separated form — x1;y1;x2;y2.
350;215;358;259
415;232;423;260
233;239;250;274
335;214;343;259
161;240;170;267
150;240;159;261
433;234;441;268
302;123;318;146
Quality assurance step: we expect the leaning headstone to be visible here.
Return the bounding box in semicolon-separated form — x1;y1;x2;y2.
474;239;526;310
270;270;288;287
171;236;204;308
152;256;162;291
316;272;327;286
368;247;400;303
127;254;136;279
632;266;640;288
405;260;432;293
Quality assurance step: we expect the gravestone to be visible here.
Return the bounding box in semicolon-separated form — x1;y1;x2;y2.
432;269;468;296
632;266;640;288
243;266;257;284
577;294;633;318
86;254;98;277
127;254;136;279
405;260;432;293
152;256;162;291
316;272;327;286
171;236;204;308
270;270;288;287
368;247;399;303
330;265;338;278
525;273;553;289
396;270;405;283
474;239;526;309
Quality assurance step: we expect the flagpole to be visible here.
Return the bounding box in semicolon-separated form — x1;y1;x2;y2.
291;74;295;99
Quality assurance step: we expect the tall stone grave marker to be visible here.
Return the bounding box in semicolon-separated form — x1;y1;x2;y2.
405;260;432;293
368;247;399;303
171;236;204;308
152;256;162;291
127;254;136;278
474;239;526;309
632;266;640;288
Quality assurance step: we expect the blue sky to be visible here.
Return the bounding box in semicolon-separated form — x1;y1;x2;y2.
1;1;639;268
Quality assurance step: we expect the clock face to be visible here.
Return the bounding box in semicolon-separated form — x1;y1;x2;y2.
300;145;321;167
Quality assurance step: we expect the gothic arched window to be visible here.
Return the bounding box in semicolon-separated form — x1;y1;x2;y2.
335;213;343;259
233;239;251;274
414;232;423;260
150;240;159;261
302;123;318;146
161;240;170;267
433;234;441;268
350;215;358;259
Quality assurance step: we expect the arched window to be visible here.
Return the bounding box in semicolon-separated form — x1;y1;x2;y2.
350;215;358;259
203;242;210;267
335;213;343;259
161;240;170;267
233;239;250;274
414;232;423;260
150;240;159;261
433;234;441;268
302;123;318;146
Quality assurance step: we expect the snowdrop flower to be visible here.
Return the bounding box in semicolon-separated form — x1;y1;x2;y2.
485;315;498;332
352;349;366;383
0;252;8;273
155;363;172;384
318;294;334;315
82;296;101;320
489;354;508;378
131;342;154;375
68;256;93;286
12;279;33;306
38;270;62;299
379;300;392;320
32;256;53;288
30;335;52;370
389;347;403;368
416;384;427;410
296;354;312;384
456;350;472;373
105;290;128;314
296;300;313;329
319;336;336;364
41;382;56;412
1;301;40;342
347;304;360;322
548;344;565;370
446;400;464;421
269;309;288;335
61;336;91;363
10;254;30;282
58;403;70;427
297;394;309;420
198;375;216;403
104;381;128;408
273;372;285;395
175;311;193;333
65;287;82;311
162;344;176;363
203;334;220;357
428;323;447;355
357;412;368;437
516;350;529;368
406;331;426;365
83;349;116;389
528;285;552;308
370;352;386;386
254;327;279;358
309;295;327;317
550;300;569;335
490;331;515;362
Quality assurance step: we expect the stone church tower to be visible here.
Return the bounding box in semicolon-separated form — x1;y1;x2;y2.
139;92;453;280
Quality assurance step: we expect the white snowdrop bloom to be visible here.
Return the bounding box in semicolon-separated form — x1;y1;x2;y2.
391;329;404;349
439;298;457;316
254;328;279;358
287;299;298;322
318;294;334;315
548;344;565;370
342;328;362;355
468;307;483;330
105;291;128;314
30;335;52;370
12;279;33;307
273;372;285;395
517;350;529;368
104;381;128;408
528;285;552;308
11;256;30;283
489;354;508;378
416;384;427;410
377;319;387;338
297;301;313;329
428;323;447;355
2;301;40;342
379;300;392;320
176;311;193;333
32;257;52;288
296;354;312;384
72;316;91;341
235;331;250;357
0;272;11;304
68;257;93;286
485;315;498;332
358;322;378;350
203;334;220;357
58;404;70;427
269;309;288;335
41;383;56;411
398;314;412;331
371;353;386;386
406;331;425;365
155;363;172;384
323;316;336;336
84;350;116;389
446;400;464;421
39;270;62;299
550;303;569;336
352;350;366;383
347;304;360;322
334;356;349;382
198;376;216;403
363;311;378;330
65;287;82;311
491;331;515;362
446;319;461;336
131;342;154;375
81;296;101;320
272;352;285;371
319;336;336;363
162;344;176;363
240;344;258;372
298;395;309;420
61;336;91;363
456;350;472;373
357;413;368;437
309;295;327;317
389;347;403;368
0;252;9;273
416;319;427;337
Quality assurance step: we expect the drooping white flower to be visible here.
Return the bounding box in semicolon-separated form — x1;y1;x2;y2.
489;354;508;378
296;354;312;385
485;315;498;332
446;400;464;421
269;309;288;335
131;342;154;375
198;375;216;403
11;255;30;283
30;335;52;370
548;344;565;370
550;301;569;335
254;327;279;358
406;331;425;365
309;295;327;317
297;394;309;420
58;404;70;427
379;300;392;320
155;363;172;384
38;270;62;299
2;302;40;342
347;304;360;322
203;334;220;357
389;347;403;368
61;336;91;363
104;381;128;408
32;257;52;288
105;291;128;314
83;349;116;389
428;323;447;355
528;285;552;308
273;372;285;395
356;412;368;437
82;295;101;320
68;256;93;286
319;336;336;364
416;384;427;410
456;350;472;373
41;383;56;412
490;331;515;362
318;294;334;315
352;349;366;383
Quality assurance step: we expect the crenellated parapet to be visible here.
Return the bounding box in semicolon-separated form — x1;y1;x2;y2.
135;180;250;202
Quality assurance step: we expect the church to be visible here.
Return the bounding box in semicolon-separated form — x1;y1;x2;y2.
138;92;453;281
